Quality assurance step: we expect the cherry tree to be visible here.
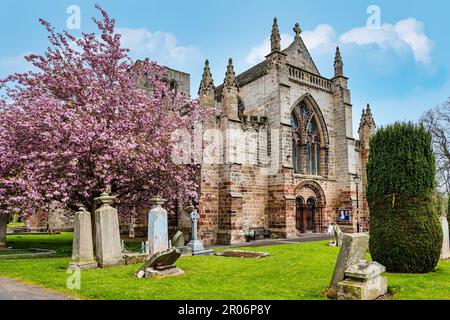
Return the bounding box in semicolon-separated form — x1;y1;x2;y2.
0;5;205;229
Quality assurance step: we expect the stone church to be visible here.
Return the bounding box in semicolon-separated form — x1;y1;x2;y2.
26;18;377;246
189;18;376;245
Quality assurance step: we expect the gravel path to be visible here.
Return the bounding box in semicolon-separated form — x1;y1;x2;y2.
0;277;74;300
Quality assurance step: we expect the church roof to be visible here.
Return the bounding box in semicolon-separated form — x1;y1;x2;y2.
215;60;267;98
214;20;324;99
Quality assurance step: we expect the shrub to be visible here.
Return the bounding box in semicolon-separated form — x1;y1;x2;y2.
367;122;442;273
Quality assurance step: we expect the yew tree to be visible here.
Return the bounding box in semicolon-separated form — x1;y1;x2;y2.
0;6;203;225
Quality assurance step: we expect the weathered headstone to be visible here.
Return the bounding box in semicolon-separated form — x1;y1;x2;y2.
337;260;388;300
0;213;7;249
148;196;169;256
172;231;185;248
68;207;97;269
440;215;450;260
186;209;213;255
129;215;136;239
94;193;124;268
172;231;192;256
135;248;184;279
327;233;369;299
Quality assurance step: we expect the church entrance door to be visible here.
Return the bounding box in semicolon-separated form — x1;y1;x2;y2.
295;197;306;233
306;198;316;232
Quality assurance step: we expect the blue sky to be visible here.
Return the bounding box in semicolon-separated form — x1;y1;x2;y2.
1;0;449;135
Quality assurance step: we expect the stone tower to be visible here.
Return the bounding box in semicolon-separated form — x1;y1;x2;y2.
358;104;376;221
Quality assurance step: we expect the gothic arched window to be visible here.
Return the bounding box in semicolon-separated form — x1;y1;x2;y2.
291;101;322;176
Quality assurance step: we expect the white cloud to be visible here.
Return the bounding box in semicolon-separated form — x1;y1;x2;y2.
116;27;201;67
245;33;293;65
301;24;336;51
0;52;33;78
340;18;432;64
245;24;336;65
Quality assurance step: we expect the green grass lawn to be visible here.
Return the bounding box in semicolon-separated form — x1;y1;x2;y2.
0;233;449;300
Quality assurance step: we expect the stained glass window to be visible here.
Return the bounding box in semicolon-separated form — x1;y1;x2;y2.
291;101;322;176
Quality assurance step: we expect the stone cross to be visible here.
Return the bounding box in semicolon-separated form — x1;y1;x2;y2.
186;208;213;255
191;209;200;241
293;23;302;37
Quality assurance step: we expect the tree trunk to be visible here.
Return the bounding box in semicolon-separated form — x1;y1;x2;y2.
0;213;8;248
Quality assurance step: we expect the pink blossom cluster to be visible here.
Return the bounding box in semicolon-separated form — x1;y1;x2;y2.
0;5;207;218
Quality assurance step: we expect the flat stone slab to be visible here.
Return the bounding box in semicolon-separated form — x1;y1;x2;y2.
0;248;57;259
192;249;214;256
345;261;386;280
337;276;388;300
216;250;269;258
144;267;185;279
137;248;181;273
68;261;98;270
123;253;149;265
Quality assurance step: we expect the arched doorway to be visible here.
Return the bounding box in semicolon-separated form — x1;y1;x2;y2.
295;197;305;233
306;198;316;232
294;180;326;234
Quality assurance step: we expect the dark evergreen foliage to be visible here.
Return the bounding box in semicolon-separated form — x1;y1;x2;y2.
367;122;442;273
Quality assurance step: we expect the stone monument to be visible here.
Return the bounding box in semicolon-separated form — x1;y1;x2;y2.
327;233;370;299
328;233;387;300
171;231;192;257
0;213;7;249
135;248;185;279
129;215;136;239
337;260;388;300
94;193;124;268
440;214;450;260
69;206;97;269
148;196;169;256
186;209;213;255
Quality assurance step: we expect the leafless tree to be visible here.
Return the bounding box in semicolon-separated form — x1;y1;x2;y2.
421;98;450;193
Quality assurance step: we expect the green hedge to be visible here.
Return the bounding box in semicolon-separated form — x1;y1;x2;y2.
367;122;442;273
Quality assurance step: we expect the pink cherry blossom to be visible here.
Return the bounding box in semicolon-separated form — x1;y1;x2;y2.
0;5;209;219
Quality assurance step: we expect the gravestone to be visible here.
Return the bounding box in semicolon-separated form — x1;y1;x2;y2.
172;231;185;248
148;196;169;256
172;231;192;257
129;215;136;239
68;207;97;270
327;233;369;299
440;215;450;260
135;248;184;279
186;209;213;255
0;213;7;249
337;260;388;300
94;193;124;268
